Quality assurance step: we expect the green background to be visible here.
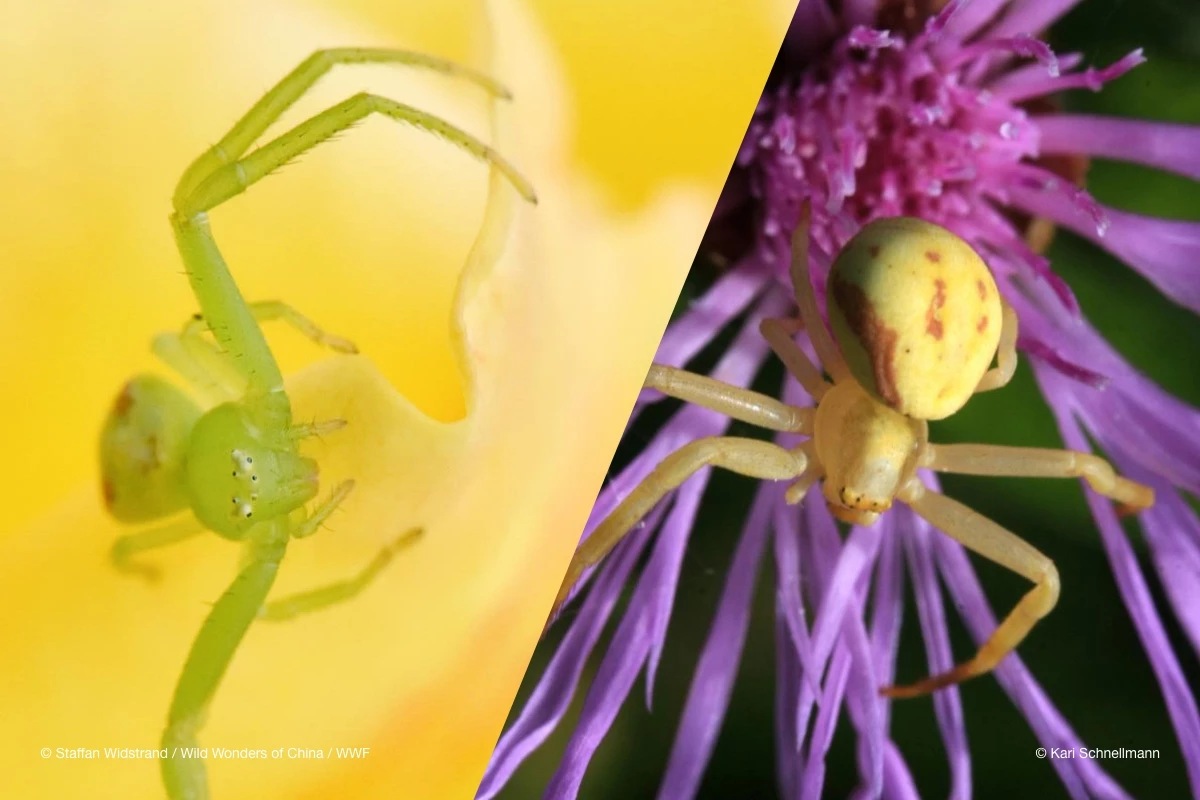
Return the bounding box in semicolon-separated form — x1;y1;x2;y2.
497;1;1200;797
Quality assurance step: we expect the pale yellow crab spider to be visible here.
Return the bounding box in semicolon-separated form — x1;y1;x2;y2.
550;202;1153;698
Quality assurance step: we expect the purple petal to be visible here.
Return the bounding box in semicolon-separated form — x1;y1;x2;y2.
1082;383;1200;496
937;0;1010;42
881;742;922;800
1037;113;1200;182
1042;379;1200;795
562;299;780;620
773;498;819;695
1018;334;1111;390
944;35;1059;76
476;521;656;799
646;294;790;700
800;642;855;800
643;476;710;709
840;0;877;28
544;476;709;800
840;600;886;800
931;527;1130;800
1019;304;1200;496
988;52;1084;92
1115;464;1200;661
796;514;882;745
786;0;840;63
994;48;1145;104
794;498;887;799
867;517;904;710
990;0;1091;40
969;201;1080;313
896;505;971;800
658;483;775;799
644;266;768;377
776;608;804;798
1004;186;1200;314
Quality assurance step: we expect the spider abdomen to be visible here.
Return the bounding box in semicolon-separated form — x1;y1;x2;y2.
827;217;1002;420
99;374;201;523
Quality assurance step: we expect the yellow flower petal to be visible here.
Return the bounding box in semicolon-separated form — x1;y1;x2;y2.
0;0;793;798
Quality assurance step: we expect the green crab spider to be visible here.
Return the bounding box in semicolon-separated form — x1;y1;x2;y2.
98;48;536;800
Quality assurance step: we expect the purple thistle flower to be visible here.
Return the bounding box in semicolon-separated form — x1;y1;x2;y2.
479;1;1200;798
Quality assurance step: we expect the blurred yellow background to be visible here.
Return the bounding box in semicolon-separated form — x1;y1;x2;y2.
0;0;793;798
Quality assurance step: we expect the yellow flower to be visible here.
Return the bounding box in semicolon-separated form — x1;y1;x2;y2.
0;0;792;797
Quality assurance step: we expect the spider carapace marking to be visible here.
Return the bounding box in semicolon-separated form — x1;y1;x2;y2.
97;48;536;800
548;202;1153;702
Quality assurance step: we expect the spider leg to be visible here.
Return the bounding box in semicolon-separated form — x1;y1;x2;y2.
258;528;422;621
176;91;535;220
161;521;289;800
923;443;1154;515
644;364;812;433
290;479;356;539
288;419;348;441
783;442;822;505
788;201;851;383
884;481;1060;698
151;329;244;405
174;47;513;205
110;514;204;582
550;437;809;619
973;301;1018;393
185;301;358;355
760;317;833;400
170;78;534;408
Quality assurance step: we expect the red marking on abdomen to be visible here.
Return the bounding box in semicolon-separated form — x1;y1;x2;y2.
925;279;947;340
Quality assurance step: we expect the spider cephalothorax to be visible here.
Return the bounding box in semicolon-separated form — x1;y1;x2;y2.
550;202;1152;699
182;402;320;539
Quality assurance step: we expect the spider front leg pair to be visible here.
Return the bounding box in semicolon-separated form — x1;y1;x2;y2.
101;47;537;800
550;205;1153;700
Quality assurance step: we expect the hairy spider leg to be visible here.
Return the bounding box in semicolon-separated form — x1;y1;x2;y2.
151;330;245;405
886;442;1154;698
925;443;1155;516
170;98;533;409
551;436;810;618
174;47;515;208
176;91;536;221
160;486;351;799
168;51;537;415
884;481;1060;698
788;201;851;383
290;479;356;539
153;301;357;430
161;519;287;800
183;300;359;355
759;317;833;401
783;441;822;505
548;365;813;619
110;514;205;582
259;526;423;621
645;364;812;434
973;301;1018;392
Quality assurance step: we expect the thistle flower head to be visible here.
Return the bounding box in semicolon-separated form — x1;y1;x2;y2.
482;2;1200;798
